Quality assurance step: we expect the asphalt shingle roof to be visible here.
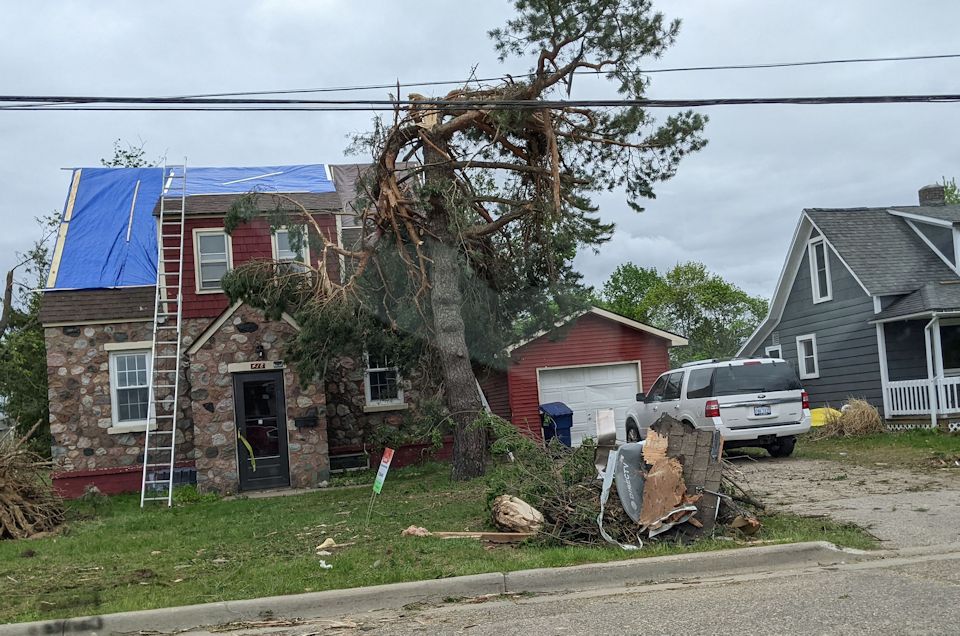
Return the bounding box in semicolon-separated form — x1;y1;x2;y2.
889;205;960;224
875;281;960;320
805;207;958;295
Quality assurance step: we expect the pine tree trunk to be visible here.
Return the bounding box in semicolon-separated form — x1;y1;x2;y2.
422;138;487;480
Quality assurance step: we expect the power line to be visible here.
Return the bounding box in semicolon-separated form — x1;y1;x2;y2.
2;93;960;112
173;52;960;99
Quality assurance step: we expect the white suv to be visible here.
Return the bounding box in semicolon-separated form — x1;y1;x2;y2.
624;358;811;457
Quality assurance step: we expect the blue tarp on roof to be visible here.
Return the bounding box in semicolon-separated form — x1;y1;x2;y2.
53;167;163;289
164;164;335;197
50;164;333;290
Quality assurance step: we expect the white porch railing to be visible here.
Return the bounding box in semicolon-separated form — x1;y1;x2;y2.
885;377;960;416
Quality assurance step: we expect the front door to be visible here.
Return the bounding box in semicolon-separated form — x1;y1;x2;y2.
234;371;290;491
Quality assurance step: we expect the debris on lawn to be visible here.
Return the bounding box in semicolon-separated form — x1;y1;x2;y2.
486;414;759;547
432;531;534;543
812;399;885;439
491;494;544;532
316;537;336;550
0;421;65;541
401;525;432;537
317;559;333;570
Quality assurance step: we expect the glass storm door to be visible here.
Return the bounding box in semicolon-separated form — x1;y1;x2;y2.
234;372;290;490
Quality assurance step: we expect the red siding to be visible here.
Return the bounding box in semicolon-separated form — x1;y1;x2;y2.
478;369;511;421
177;214;340;319
506;313;671;437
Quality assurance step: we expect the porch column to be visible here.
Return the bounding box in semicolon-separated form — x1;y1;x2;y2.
933;316;944;418
924;317;937;428
875;323;891;419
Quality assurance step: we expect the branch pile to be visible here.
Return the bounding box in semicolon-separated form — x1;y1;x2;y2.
486;417;763;546
0;423;64;540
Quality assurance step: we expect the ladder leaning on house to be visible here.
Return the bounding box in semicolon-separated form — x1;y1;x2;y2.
140;163;188;507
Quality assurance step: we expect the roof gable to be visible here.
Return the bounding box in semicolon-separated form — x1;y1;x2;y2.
509;306;687;354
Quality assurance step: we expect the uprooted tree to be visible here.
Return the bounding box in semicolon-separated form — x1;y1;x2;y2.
224;0;707;480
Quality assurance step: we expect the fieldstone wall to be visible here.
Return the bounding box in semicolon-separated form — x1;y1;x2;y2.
186;305;329;494
324;359;436;450
45;321;196;473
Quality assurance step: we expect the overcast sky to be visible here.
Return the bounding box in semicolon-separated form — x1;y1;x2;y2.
1;0;959;299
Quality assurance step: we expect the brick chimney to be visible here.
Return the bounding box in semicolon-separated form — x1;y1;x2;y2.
919;183;946;206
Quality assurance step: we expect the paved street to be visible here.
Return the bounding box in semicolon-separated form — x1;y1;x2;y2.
189;548;960;636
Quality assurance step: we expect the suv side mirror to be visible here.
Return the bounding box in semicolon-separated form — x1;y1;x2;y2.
635;392;646;402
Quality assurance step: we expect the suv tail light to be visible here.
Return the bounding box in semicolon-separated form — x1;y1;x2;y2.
705;399;720;418
801;390;809;410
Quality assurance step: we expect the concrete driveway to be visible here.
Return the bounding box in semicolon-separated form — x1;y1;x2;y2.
730;454;960;548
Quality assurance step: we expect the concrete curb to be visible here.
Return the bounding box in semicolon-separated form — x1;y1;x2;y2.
3;541;869;636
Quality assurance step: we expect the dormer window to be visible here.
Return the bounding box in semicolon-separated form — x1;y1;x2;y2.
808;237;832;303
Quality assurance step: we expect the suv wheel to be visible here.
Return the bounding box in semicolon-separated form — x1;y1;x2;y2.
767;436;796;458
626;421;641;443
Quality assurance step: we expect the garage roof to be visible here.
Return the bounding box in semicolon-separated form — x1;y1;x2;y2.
508;306;688;353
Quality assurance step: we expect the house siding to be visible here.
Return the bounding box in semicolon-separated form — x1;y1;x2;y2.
506;313;671;438
179;214;340;320
751;234;883;411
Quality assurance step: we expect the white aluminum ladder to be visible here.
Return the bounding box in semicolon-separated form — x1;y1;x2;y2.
140;163;187;507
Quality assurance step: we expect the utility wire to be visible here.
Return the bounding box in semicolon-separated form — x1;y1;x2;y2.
173;52;960;99
2;94;960;111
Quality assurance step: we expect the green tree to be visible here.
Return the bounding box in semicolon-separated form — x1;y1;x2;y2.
597;263;662;322
225;0;707;479
941;177;960;204
641;262;768;365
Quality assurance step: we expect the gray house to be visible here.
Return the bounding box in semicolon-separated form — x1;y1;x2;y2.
738;185;960;429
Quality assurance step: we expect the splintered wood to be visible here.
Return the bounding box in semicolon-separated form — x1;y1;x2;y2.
638;457;686;527
641;429;668;465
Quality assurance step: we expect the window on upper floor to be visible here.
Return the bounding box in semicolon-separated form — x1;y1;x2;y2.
272;227;310;272
808;238;832;303
109;350;151;428
194;229;232;293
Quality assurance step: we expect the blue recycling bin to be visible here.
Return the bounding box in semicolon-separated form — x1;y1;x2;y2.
539;402;574;447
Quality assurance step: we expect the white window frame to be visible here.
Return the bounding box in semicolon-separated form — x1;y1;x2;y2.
271;226;311;267
764;344;783;359
807;237;833;304
795;334;820;380
193;228;233;294
363;352;405;411
108;349;153;433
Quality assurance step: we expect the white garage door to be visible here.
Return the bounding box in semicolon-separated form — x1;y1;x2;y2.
538;362;641;446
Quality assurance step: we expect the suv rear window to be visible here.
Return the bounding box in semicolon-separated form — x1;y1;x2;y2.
711;361;802;397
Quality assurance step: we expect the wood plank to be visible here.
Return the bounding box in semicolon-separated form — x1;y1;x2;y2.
46;169;83;288
431;531;535;543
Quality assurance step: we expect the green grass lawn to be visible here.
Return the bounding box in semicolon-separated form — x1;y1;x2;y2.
0;462;875;625
797;429;960;469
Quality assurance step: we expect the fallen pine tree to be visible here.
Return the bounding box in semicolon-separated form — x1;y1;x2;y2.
0;421;64;540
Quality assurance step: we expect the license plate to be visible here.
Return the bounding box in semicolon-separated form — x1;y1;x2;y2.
753;405;772;416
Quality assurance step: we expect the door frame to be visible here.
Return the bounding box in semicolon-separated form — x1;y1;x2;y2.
233;370;290;491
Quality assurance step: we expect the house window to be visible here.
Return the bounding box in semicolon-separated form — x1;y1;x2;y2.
110;351;151;427
364;352;403;406
195;230;231;292
795;334;820;380
272;228;310;270
808;238;832;303
765;345;783;359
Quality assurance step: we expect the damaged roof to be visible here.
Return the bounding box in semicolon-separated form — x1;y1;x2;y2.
45;164;360;291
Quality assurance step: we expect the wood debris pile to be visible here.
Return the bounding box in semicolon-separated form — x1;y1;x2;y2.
487;416;763;547
0;423;65;540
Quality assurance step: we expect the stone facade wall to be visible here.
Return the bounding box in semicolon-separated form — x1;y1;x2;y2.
324;358;438;450
46;321;196;473
185;305;329;494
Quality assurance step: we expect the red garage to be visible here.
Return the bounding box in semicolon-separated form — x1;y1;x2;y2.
480;307;687;444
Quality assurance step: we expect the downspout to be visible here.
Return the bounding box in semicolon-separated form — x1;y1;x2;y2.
924;314;939;429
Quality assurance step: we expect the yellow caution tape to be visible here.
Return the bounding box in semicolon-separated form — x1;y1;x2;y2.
237;432;257;472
